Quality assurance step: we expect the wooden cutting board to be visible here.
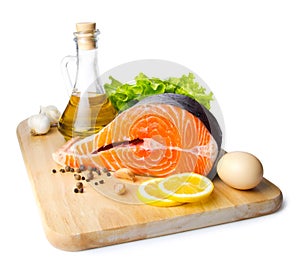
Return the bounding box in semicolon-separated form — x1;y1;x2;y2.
17;119;282;251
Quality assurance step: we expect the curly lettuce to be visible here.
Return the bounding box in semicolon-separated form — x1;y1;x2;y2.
104;72;213;111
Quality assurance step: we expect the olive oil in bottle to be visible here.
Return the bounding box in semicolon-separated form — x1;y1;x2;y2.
58;92;116;139
58;22;117;140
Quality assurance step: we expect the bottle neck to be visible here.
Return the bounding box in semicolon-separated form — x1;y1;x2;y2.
74;47;104;95
73;29;105;96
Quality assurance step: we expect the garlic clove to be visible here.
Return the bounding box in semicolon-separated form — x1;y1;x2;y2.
40;105;61;126
114;183;126;195
114;168;136;182
28;114;51;135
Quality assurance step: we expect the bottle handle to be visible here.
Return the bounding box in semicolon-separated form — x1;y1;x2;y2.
61;55;77;95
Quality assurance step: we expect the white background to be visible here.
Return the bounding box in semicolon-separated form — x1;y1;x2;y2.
1;0;299;260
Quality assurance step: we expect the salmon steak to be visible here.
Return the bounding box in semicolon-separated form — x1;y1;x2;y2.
53;94;222;177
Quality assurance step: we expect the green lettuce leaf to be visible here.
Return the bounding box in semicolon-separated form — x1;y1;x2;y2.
104;72;213;111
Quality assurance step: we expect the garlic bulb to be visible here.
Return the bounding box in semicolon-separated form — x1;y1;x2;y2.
40;105;61;126
28;114;51;135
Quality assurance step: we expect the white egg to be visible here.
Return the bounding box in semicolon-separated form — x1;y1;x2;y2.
217;151;263;190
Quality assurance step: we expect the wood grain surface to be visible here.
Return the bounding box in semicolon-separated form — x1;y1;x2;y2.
17;119;283;251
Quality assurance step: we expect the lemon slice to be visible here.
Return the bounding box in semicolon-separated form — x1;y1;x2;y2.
158;173;214;203
137;178;183;207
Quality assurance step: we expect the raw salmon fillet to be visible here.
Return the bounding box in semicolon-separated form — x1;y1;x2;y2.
53;94;222;177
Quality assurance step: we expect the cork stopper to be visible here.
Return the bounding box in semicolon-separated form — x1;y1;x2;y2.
76;22;96;33
75;22;99;50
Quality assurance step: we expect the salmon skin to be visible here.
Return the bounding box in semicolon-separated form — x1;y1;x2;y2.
53;93;222;177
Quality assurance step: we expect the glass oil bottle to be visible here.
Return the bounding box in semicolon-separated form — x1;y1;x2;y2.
58;22;117;140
